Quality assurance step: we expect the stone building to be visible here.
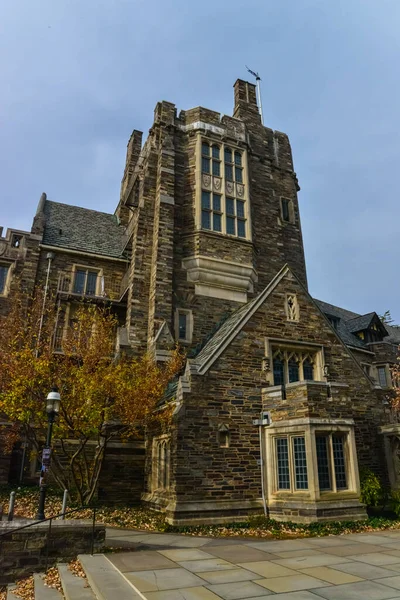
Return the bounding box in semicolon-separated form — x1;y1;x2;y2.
1;79;399;522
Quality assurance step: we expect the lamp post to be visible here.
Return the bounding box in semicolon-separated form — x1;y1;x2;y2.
36;386;61;520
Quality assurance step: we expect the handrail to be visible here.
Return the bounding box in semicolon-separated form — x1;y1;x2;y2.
0;505;95;538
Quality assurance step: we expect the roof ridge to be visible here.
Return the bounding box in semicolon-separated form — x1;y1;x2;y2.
45;200;117;220
346;311;376;322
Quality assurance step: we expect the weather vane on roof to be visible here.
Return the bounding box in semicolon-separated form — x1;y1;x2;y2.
246;66;264;125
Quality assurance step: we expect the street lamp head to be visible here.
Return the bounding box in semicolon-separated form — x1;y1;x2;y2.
46;386;61;415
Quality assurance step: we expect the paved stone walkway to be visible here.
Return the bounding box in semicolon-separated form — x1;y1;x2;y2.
105;527;400;599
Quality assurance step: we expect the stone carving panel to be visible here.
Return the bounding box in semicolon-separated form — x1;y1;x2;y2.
202;174;211;190
237;183;245;198
213;177;222;192
226;181;234;195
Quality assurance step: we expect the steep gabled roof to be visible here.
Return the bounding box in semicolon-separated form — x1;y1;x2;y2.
314;299;393;348
347;313;388;337
194;265;289;374
42;200;126;258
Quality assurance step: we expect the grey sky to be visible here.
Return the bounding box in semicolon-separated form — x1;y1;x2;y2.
1;0;399;321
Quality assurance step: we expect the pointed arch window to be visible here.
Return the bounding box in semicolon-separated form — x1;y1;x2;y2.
288;357;300;383
273;351;285;386
153;437;171;491
272;347;318;385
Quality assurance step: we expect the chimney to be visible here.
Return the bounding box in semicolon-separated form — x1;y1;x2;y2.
233;79;261;124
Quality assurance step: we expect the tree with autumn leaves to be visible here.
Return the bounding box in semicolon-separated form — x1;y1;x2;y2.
0;291;182;505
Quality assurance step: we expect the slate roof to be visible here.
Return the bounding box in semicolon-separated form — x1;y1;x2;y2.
346;313;377;333
42;201;126;258
192;277;398;376
314;299;395;349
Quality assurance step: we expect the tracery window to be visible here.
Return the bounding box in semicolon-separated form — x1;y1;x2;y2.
153;437;170;491
272;349;316;386
200;140;248;239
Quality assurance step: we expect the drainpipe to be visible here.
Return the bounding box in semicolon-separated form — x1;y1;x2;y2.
259;420;267;517
36;252;55;356
254;411;271;517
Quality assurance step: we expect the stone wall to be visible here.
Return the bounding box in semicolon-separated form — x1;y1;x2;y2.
0;519;105;585
146;270;387;524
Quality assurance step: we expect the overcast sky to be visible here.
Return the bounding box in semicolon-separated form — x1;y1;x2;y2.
1;0;399;321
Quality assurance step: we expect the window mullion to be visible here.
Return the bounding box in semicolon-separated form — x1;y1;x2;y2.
299;356;304;381
288;436;294;492
328;435;337;493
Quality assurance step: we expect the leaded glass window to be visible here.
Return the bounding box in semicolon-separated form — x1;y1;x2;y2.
288;358;299;383
73;269;98;296
178;313;187;340
332;435;347;489
271;347;319;385
316;433;348;493
202;142;210;174
225;163;233;181
293;437;308;489
316;436;331;491
276;438;290;489
303;359;314;380
273;357;284;386
201;191;222;233
377;366;387;388
212;145;220;176
200;140;247;238
281;198;290;222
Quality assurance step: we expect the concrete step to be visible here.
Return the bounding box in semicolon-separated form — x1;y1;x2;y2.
33;573;63;600
6;585;19;600
78;554;144;600
58;563;96;600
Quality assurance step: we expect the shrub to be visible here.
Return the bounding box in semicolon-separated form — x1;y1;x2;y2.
360;468;384;507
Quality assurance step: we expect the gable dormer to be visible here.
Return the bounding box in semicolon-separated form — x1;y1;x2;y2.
347;312;388;344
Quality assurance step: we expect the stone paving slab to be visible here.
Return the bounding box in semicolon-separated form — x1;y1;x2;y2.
349;552;400;566
103;528;400;599
125;567;205;592
203;544;279;563
298;566;362;584
312;579;399;599
375;575;400;590
159;549;216;562
255;574;331;593
246;540;315;553
265;593;324;600
196;568;259;585
321;543;387;556
109;550;177;572
237;561;298;578
330;561;400;580
270;554;350;569
273;549;323;559
144;587;221;599
177;559;237;573
205;580;274;599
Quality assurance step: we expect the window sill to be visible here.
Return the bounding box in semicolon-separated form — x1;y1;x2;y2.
194;229;254;245
318;490;358;500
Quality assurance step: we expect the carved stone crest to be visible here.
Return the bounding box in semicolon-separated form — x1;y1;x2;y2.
226;181;234;195
213;177;222;191
202;174;211;189
237;184;244;197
